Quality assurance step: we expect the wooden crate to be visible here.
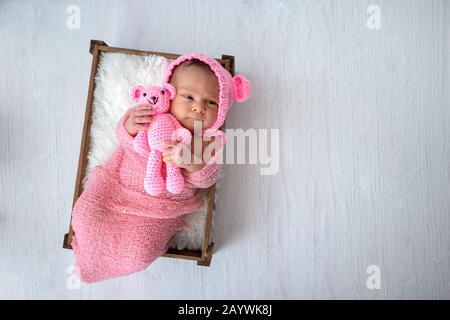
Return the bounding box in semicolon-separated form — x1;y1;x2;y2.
62;40;235;267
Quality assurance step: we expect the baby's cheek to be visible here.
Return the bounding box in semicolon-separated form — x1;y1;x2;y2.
168;102;186;123
207;109;218;123
168;102;178;116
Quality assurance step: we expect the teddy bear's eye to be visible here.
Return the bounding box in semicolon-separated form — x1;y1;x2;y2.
161;90;165;95
143;93;147;97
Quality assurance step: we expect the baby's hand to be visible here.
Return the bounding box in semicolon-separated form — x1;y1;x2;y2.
124;105;155;137
162;137;217;173
161;141;201;172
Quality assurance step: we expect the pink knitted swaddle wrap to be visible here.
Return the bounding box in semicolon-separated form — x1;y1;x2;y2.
71;109;220;283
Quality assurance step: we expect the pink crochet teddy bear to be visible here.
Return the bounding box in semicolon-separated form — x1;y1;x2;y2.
130;83;192;196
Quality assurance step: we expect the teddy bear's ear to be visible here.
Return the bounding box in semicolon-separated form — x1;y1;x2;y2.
232;75;251;103
163;83;176;100
130;85;145;102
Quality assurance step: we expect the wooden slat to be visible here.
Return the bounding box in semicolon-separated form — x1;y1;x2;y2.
163;248;203;261
198;55;234;262
97;45;180;60
64;41;103;249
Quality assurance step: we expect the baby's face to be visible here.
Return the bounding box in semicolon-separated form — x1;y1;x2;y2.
169;64;219;132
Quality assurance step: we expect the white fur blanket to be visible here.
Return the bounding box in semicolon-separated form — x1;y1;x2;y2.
82;51;218;250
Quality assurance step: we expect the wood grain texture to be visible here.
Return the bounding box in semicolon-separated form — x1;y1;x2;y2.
0;0;449;299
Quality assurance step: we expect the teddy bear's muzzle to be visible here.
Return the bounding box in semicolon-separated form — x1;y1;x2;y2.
148;96;158;104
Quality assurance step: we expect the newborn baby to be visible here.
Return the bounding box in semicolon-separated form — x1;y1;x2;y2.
71;53;250;283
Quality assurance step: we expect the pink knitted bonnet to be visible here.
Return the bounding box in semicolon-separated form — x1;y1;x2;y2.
163;52;251;147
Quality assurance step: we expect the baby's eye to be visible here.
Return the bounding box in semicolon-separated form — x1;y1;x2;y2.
184;95;194;100
208;101;217;106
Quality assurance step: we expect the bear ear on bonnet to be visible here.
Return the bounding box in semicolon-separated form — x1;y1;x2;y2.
163;82;176;100
232;75;251;103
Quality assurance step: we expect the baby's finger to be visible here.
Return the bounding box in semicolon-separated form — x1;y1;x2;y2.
136;104;153;110
162;154;173;164
135;116;154;124
132;105;146;113
163;140;178;147
135;108;155;116
136;124;149;131
171;152;184;165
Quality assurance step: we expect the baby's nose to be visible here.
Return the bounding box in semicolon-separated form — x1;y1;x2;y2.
193;105;206;114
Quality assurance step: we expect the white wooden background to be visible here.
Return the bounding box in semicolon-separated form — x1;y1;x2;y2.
0;0;449;299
